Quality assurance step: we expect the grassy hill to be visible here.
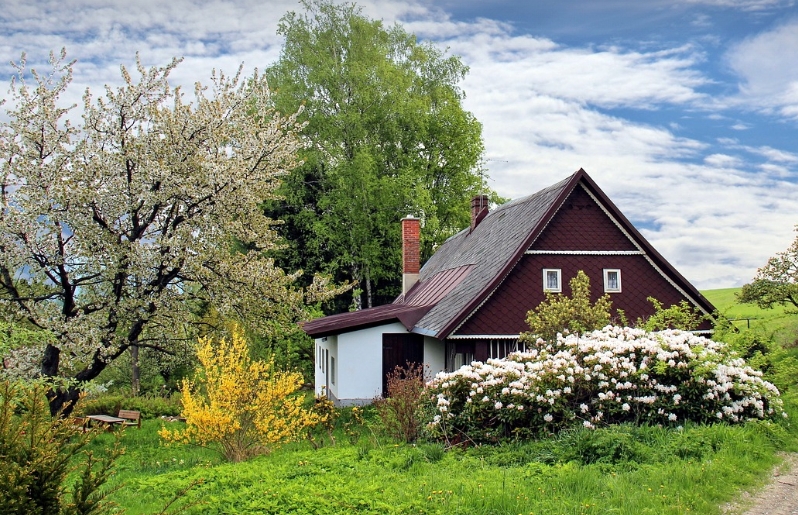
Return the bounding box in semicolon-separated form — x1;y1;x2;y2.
702;287;797;344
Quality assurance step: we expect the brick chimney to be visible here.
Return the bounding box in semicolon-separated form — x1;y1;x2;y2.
471;194;489;232
401;215;420;295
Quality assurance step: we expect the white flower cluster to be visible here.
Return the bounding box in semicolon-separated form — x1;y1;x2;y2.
425;326;785;441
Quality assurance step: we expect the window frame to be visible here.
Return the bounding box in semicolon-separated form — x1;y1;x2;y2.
603;268;622;293
542;268;562;293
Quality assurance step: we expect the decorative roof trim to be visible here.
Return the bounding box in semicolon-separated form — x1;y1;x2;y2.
579;186;714;318
447;334;520;340
526;250;644;255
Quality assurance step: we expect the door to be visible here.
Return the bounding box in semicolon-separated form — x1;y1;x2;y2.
381;333;424;397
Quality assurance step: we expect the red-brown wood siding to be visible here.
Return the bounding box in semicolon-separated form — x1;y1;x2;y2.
456;254;712;335
529;186;637;252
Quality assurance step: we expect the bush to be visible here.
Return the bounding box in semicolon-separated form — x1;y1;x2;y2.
159;325;320;462
0;379;120;515
373;363;425;443
425;326;785;443
522;270;612;342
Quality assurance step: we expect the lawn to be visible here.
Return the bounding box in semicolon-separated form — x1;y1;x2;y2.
93;412;796;515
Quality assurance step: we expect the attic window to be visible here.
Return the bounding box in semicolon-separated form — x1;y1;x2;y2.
604;269;622;293
543;269;562;293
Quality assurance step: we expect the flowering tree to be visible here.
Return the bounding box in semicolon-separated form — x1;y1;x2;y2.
0;50;344;414
739;225;798;313
426;327;784;444
159;325;320;462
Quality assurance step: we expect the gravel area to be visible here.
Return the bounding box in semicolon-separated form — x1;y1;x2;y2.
722;453;798;515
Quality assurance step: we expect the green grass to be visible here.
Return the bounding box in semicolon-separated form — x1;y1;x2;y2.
90;414;797;515
703;287;797;341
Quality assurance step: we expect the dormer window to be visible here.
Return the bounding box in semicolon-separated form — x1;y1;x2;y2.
543;269;562;293
604;269;621;293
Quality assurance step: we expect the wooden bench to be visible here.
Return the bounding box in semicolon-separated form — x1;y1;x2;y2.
117;409;141;428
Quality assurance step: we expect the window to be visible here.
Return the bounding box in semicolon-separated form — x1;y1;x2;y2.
543;269;562;292
330;356;336;385
604;269;621;293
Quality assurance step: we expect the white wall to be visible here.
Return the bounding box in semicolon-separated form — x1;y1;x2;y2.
316;324;449;406
424;336;446;382
336;322;406;404
314;335;338;399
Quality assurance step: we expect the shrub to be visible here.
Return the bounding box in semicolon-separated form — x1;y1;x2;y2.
637;297;706;331
0;379;120;515
159;325;320;462
522;270;612;342
373;363;425;443
425;326;785;444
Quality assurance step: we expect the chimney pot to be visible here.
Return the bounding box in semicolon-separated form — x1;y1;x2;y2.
471;194;489;232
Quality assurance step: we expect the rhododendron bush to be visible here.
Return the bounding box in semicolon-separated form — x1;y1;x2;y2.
425;327;785;443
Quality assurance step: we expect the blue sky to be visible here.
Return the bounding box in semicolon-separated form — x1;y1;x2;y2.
2;0;797;290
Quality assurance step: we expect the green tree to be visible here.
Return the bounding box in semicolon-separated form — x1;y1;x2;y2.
265;0;490;310
520;270;612;343
0;51;344;414
738;226;798;313
0;379;121;515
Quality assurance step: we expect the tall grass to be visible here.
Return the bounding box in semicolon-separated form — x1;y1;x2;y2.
93;414;793;515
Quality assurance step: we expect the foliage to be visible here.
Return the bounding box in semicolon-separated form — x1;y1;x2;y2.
0;50;346;414
305;395;338;448
738;225;798;312
159;325;320;462
373;363;426;443
0;379;121;515
96;416;791;515
265;0;493;310
521;270;612;342
637;297;707;331
0;321;54;379
425;326;785;444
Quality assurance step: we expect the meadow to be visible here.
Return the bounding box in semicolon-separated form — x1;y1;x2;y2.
86;287;798;514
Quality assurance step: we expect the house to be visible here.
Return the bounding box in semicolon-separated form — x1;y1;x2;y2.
302;168;716;406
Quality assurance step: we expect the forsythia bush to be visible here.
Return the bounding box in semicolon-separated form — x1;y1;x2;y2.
160;325;319;462
425;326;785;444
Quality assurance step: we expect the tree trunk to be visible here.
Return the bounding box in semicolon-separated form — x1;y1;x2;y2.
130;344;140;396
365;271;373;309
41;342;120;417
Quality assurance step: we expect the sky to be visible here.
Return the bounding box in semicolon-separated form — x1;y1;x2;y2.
1;0;797;290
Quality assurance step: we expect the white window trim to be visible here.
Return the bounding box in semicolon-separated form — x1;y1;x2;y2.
543;268;562;293
604;269;622;293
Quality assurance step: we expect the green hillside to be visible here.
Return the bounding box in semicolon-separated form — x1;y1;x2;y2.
702;287;797;341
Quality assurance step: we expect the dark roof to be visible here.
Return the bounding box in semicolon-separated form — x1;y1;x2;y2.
301;168;716;339
302;264;474;338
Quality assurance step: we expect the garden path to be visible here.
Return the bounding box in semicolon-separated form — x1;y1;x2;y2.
723;453;798;515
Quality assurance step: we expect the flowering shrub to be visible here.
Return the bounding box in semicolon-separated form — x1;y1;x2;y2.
159;325;320;462
425;326;785;443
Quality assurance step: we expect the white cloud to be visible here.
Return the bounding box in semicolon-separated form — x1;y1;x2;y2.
726;18;798;119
